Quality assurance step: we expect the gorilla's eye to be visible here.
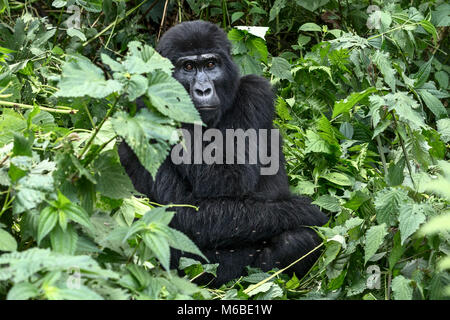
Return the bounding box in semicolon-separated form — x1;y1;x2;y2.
184;62;194;71
206;61;216;69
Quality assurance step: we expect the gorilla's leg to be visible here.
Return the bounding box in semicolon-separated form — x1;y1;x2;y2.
171;246;259;287
255;227;323;279
172;228;322;287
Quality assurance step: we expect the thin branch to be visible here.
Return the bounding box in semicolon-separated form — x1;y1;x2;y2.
0;100;78;114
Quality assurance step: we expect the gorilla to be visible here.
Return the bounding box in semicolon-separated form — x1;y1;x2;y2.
119;20;328;286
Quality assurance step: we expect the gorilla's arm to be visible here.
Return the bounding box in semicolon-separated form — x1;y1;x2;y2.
169;195;327;249
120;142;327;249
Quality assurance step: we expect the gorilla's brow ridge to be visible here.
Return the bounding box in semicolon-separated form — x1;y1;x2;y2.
176;53;220;65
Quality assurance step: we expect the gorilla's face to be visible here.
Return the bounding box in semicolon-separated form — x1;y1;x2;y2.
173;53;226;126
156;20;240;127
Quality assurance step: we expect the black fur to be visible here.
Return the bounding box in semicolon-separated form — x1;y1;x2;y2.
119;21;328;286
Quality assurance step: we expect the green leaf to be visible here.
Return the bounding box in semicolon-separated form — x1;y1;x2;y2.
167;227;208;262
146;71;201;124
299;23;322;32
142;207;175;226
312;195;341;213
332;88;376;118
56;56;122;98
270;57;293;81
372;51;396;91
142;232;171;271
93;150;136;199
413;58;432;88
125;41;173;75
320;172;353;186
417;89;447;119
7;282;39;300
66;28;87;41
388;231;405;271
0;248;118;283
304;130;332;154
374;188;409;226
391;275;413;300
398;203;427;244
0;229;17;251
50;225;78;254
434;71;448;89
269;0;287;21
295;0;329;12
111;109;177;178
231;12;244;24
364;224;387;265
38;206;58;244
419;20;438;43
64;203;94;231
247;37;268;64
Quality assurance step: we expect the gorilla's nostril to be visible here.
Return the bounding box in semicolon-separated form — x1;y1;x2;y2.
195;88;212;96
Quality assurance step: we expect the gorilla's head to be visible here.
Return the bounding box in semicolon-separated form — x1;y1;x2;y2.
157;20;240;127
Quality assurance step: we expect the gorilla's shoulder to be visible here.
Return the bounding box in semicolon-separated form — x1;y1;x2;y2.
234;75;275;127
238;74;274;97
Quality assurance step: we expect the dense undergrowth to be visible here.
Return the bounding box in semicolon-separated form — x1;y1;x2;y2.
0;0;449;300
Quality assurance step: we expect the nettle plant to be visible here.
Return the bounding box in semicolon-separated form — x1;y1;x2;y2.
269;3;450;299
0;23;216;299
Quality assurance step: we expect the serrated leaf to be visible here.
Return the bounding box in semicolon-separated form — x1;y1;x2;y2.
417;89;447;119
413;58;432;88
50;225;78;254
364;224;387;265
125;41;173;75
38;206;58;244
147;71;201;124
398;203;427;244
391;275;413;300
142;232;171;271
332;88;376;118
93;150;135;199
111;109;177;178
372;51;396;91
419;20;438;43
56;56;122;98
374;188;409;226
321;172;353;186
167;228;208;262
64;203;93;231
270;57;293;81
312;195;341;212
304;130;332;154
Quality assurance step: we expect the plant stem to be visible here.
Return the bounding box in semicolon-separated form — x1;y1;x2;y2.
376;135;388;176
0;100;78;114
83;0;147;47
390;111;416;188
78;94;121;159
242;242;323;295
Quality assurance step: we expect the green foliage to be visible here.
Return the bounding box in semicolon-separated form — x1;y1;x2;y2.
0;0;448;300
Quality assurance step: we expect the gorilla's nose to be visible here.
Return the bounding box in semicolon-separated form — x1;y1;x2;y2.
193;82;214;100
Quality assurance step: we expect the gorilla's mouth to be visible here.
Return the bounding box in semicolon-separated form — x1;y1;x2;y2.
197;106;218;111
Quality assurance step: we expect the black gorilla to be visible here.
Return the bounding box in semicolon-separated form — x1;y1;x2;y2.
119;20;328;286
